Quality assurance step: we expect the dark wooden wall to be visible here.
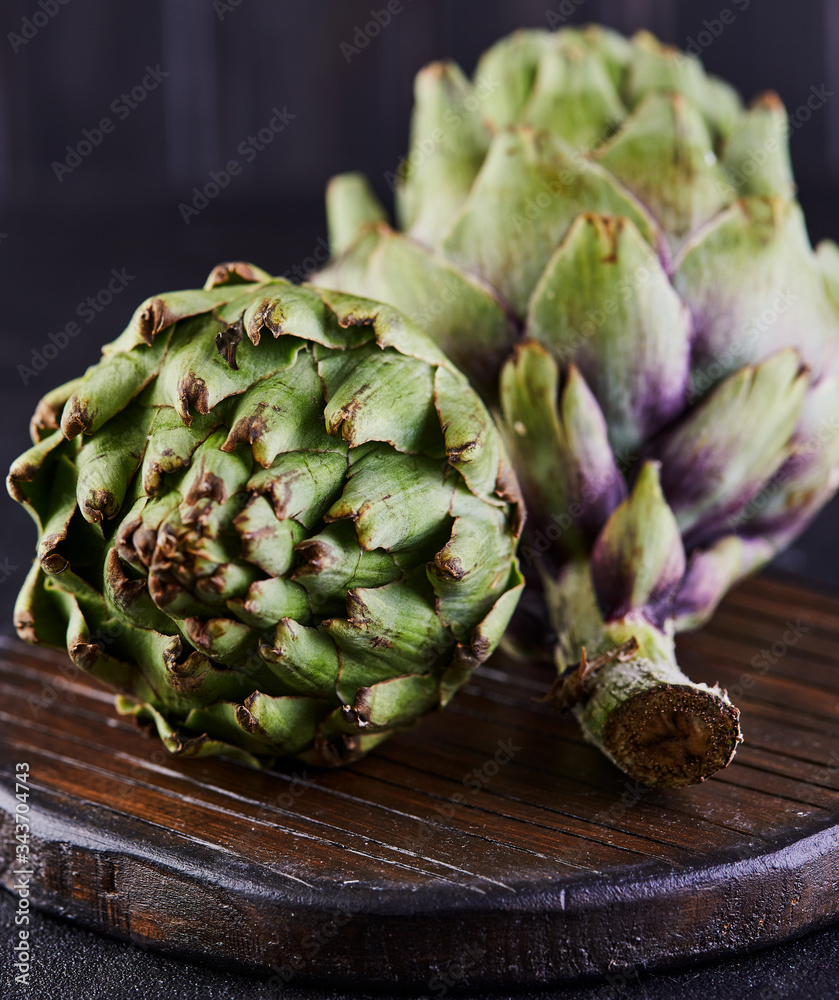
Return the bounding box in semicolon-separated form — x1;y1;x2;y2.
1;0;836;215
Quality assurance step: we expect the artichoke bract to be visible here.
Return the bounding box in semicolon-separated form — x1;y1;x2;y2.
317;27;839;786
8;263;524;768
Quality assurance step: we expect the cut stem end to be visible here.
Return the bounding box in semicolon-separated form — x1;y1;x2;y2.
601;683;742;788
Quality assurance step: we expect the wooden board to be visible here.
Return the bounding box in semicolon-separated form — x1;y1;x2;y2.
2;574;839;990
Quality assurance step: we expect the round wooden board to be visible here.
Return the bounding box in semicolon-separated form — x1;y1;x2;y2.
2;574;839;991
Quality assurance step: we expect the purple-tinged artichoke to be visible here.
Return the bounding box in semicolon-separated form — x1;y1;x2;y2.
316;27;839;786
8;264;524;767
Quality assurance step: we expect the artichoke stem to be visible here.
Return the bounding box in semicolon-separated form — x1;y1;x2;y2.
544;562;742;787
569;619;742;788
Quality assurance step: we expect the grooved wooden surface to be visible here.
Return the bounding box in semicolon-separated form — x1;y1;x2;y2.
2;574;839;990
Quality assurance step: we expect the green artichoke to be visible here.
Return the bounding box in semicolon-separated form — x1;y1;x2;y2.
316;26;839;785
8;262;524;768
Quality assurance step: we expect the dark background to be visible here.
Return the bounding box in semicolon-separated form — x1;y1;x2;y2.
2;1;839;995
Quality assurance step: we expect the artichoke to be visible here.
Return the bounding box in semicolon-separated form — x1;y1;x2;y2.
8;263;524;767
316;26;839;785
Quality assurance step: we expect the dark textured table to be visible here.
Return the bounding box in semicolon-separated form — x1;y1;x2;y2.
4;574;839;999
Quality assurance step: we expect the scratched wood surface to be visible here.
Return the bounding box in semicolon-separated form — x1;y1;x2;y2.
1;574;839;990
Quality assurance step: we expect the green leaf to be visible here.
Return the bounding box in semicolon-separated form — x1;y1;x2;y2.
36;455;78;574
624;30;741;140
222;349;336;467
654;350;808;544
527;212;690;455
428;485;517;641
227;577;311;629
596;92;729;241
238;691;334;755
155;314;302;423
396;60;490;247
591;461;685;621
7;430;75;529
463;562;525;665
323;345;444;455
108;285;252;354
75;405;155;524
500;347;625;547
326;445;454;552
434;366;501;501
738;374;839;549
182;615;260;666
141;408;220;496
234;496;305;577
294;521;403;613
177;429;252;534
522;35;626;148
441;125;657;316
361;230;515;400
61;332;172;439
328;575;450;681
674;198;836;385
722;93;794;200
259;620;341;699
326;172;389;257
118;700;265;767
344;672;442;732
13;562;70;647
30;377;83;443
473;29;548;127
248;450;348;529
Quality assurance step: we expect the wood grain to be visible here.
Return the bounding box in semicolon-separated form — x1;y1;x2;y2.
2;574;839;989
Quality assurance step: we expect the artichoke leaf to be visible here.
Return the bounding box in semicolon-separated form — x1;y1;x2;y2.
325;445;454;552
653;349;808;546
591;461;686;623
326;172;389;257
441;125;658;317
527;212;691;456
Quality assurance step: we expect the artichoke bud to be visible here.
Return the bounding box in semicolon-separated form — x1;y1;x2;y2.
317;24;839;786
8;269;524;768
